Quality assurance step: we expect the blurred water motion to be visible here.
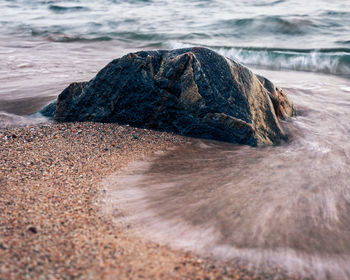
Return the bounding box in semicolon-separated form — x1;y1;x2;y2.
103;70;350;279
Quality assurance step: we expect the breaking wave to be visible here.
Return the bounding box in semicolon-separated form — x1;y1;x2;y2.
170;43;350;76
219;47;350;76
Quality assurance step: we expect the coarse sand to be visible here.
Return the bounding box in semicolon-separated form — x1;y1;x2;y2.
0;122;304;280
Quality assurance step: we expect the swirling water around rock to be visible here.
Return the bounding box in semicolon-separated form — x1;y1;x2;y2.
102;70;350;279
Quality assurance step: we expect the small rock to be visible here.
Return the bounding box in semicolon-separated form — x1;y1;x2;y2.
133;135;138;140
0;243;6;250
28;226;37;234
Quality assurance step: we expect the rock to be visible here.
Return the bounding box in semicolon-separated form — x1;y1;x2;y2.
39;100;56;118
44;47;295;146
256;75;295;119
28;226;37;234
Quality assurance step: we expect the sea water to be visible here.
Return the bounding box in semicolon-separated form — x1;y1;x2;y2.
102;69;350;279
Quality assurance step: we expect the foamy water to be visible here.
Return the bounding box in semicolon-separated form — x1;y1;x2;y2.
102;70;350;279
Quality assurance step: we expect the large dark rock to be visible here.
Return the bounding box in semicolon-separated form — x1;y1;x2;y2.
42;47;295;146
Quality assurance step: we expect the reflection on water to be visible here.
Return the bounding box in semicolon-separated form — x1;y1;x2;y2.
102;71;350;279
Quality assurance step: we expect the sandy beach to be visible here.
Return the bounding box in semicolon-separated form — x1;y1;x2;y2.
0;122;304;280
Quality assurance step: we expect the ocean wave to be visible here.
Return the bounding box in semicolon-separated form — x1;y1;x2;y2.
337;40;350;46
168;43;350;76
31;30;114;42
212;47;350;76
30;28;171;43
216;16;317;35
321;10;350;17
46;34;113;43
3;0;350;54
219;47;350;76
48;5;90;13
250;0;286;7
109;0;153;3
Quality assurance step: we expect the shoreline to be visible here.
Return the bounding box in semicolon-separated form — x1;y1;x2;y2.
1;122;302;279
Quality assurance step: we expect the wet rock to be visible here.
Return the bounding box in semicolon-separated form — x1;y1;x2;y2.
39;100;56;118
44;47;295;146
256;74;294;119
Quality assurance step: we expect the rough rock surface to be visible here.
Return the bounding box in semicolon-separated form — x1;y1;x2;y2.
42;47;295;146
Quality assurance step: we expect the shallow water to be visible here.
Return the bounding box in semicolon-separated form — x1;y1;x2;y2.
102;70;350;279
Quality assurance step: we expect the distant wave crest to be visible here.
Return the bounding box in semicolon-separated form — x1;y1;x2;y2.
218;16;316;35
220;47;350;76
31;30;113;42
169;42;350;76
48;5;90;13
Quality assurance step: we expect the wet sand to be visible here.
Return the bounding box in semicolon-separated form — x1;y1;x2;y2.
0;122;303;279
